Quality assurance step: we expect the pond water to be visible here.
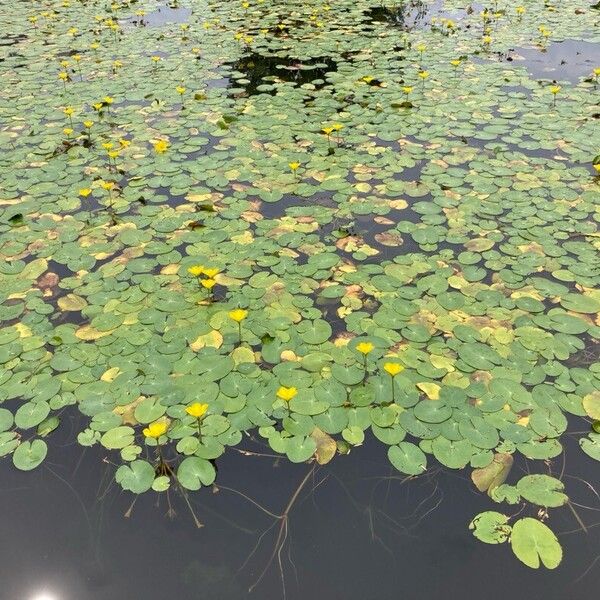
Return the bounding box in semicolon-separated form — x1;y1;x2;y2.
1;423;598;600
1;0;599;598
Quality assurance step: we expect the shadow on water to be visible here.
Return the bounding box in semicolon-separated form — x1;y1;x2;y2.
0;414;598;600
226;54;338;96
0;34;27;47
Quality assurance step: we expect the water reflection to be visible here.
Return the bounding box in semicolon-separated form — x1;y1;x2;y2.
226;54;338;97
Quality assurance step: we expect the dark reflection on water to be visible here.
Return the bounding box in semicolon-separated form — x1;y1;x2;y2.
226;53;338;97
0;417;598;600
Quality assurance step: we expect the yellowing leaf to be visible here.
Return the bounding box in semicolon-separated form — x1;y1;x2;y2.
583;391;600;420
472;453;513;495
58;294;88;311
231;346;256;365
75;325;111;340
190;330;223;351
114;396;145;425
430;355;455;372
310;427;337;465
231;231;254;244
101;367;121;382
161;264;180;275
417;382;441;400
15;323;32;338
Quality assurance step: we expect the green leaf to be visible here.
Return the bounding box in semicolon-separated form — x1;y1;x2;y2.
134;397;167;424
285;435;317;463
12;439;47;471
100;426;135;450
14;401;50;429
177;456;216;490
516;475;568;507
115;460;155;494
469;511;511;544
388;442;427;475
510;518;562;569
342;425;365;445
580;433;600;461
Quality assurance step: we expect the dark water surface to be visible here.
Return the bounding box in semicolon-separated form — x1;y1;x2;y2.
0;419;597;600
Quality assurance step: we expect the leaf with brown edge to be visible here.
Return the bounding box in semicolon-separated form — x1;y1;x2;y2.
472;452;513;495
310;427;336;465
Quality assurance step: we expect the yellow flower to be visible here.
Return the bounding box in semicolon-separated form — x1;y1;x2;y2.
154;139;169;153
361;75;374;83
289;161;300;171
356;342;374;355
119;138;131;147
73;54;81;62
482;36;492;45
402;86;413;94
450;59;461;67
202;267;220;278
79;188;92;197
63;106;74;116
416;43;426;53
331;123;344;131
185;402;209;418
200;278;217;289
92;103;103;111
102;142;114;150
58;72;68;81
322;126;334;135
83;120;94;128
516;6;525;15
593;164;600;174
108;150;120;159
143;420;168;439
277;386;297;401
229;308;248;322
176;85;186;95
594;67;600;76
63;127;73;136
151;55;161;63
549;85;561;95
100;180;115;190
418;70;429;79
188;265;205;276
103;96;113;105
384;362;404;377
